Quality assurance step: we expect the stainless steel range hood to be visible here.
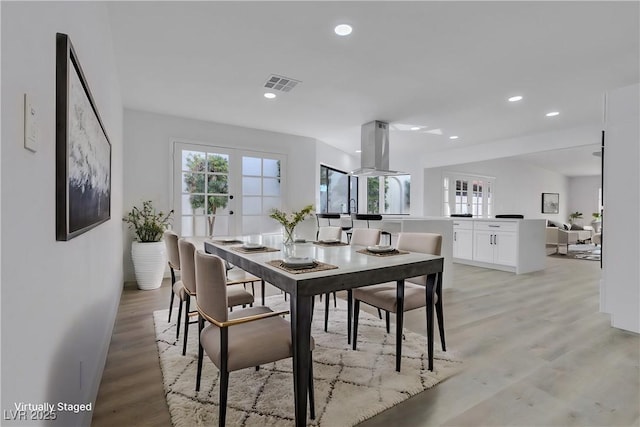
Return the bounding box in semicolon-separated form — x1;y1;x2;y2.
350;120;406;176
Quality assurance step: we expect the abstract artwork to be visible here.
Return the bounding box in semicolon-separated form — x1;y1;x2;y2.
56;33;111;240
541;192;559;214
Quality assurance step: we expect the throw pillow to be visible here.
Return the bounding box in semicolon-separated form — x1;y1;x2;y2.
547;220;559;228
563;223;571;230
570;224;584;230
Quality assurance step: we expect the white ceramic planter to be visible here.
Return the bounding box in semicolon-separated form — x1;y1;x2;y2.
131;241;166;290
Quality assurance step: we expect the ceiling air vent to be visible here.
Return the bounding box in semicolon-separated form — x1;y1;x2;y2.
263;74;301;93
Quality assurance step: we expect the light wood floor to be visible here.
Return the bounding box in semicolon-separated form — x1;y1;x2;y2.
92;257;639;426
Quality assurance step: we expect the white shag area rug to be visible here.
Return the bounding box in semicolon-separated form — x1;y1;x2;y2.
154;295;462;426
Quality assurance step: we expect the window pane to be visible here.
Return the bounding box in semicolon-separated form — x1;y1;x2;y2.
328;169;348;213
261;216;280;234
263;177;280;196
183;172;205;193
182;151;206;172
243;216;261;235
242;157;261;176
181;216;194;237
367;177;380;214
207;154;229;173
210;215;229;237
208;196;230;215
208;174;228;195
243;177;261;196
263;158;280;177
243;196;262;215
183;194;205;215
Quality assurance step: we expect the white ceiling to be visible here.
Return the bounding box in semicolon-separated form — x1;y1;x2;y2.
107;1;638;175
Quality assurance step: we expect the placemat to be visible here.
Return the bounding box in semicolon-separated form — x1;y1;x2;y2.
313;241;349;247
356;249;410;257
267;259;339;274
230;246;280;254
210;239;244;245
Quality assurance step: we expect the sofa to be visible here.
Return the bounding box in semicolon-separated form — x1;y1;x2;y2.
546;225;593;254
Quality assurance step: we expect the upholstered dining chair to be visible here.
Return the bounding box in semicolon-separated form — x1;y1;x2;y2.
194;250;315;426
164;230;185;339
352;232;446;372
177;239;255;356
315;213;341;240
353;213;393;245
317;226;342;242
322;228;382;342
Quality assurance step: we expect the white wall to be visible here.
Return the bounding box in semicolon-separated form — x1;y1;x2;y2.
602;83;639;333
123;109;349;279
1;3;123;426
423;157;569;222
568;175;601;226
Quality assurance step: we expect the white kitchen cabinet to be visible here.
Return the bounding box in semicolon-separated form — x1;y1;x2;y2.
454;219;545;274
452;221;473;260
473;222;517;266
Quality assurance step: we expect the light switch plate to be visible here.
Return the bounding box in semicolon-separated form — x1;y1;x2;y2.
24;93;37;152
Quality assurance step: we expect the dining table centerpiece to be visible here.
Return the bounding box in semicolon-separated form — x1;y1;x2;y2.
124;200;174;290
269;204;314;245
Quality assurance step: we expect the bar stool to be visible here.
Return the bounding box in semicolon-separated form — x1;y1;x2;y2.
353;214;392;245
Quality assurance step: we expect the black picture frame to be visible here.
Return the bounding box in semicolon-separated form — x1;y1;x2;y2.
541;192;559;214
56;33;111;240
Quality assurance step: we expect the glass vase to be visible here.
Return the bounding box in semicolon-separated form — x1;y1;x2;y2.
283;225;295;245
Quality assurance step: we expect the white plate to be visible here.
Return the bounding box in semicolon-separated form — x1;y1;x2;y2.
242;243;265;250
283;256;315;268
366;245;395;253
320;239;340;244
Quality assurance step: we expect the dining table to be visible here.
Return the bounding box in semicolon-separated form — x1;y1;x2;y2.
204;234;444;427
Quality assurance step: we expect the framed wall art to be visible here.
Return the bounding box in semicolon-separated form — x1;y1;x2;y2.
56;33;111;240
541;192;559;214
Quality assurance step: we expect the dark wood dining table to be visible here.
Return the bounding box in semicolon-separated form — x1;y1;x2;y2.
204;235;444;427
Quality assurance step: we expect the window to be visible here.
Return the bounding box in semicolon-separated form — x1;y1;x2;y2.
366;175;411;214
174;142;285;237
443;173;493;217
319;165;357;213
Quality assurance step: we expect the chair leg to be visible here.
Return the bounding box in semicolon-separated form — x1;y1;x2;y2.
352;299;360;351
385;311;390;334
426;275;435;371
377;308;383;319
396;279;405;372
333;291;337;307
219;328;229;427
347;289;352;345
324;292;330;332
308;351;315;420
195;315;205;391
168;290;175;322
183;295;191;356
261;280;265;306
176;298;183;340
434;273;446;352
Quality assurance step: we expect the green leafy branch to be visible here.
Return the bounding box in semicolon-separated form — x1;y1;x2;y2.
124;200;174;242
269;204;314;230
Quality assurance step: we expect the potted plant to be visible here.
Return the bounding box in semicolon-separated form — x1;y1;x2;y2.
269;204;314;245
568;211;583;224
124;200;174;290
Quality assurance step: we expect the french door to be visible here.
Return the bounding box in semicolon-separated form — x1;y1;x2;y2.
173;142;285;237
443;173;494;218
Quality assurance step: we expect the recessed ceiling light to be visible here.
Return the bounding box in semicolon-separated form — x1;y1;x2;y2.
546;111;560;117
410;126;421;131
334;24;353;36
264;92;276;99
355;149;362;153
449;136;459;140
508;95;523;102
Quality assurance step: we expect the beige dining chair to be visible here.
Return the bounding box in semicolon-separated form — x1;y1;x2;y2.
194;250;315;426
317;226;342;242
177;239;254;356
352;232;446;372
323;228;382;342
164;230;186;339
